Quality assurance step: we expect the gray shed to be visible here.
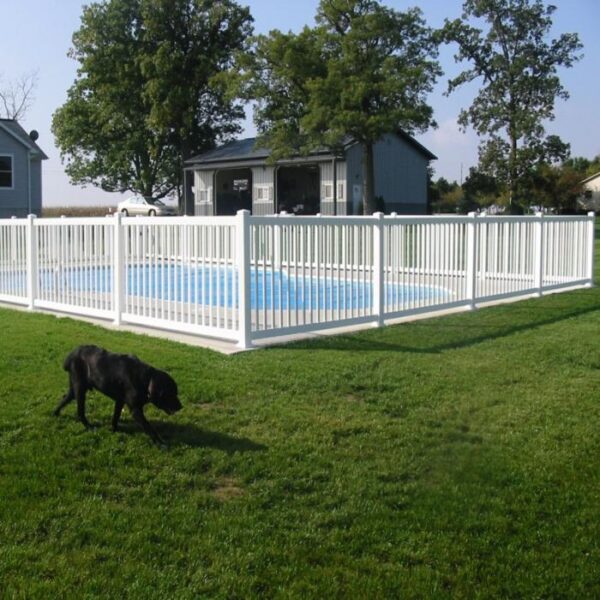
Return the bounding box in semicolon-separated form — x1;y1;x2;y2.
183;131;436;216
0;119;48;218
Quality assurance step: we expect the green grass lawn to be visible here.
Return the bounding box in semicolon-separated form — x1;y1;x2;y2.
1;232;599;598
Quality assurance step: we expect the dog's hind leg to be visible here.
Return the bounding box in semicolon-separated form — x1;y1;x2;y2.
75;386;92;429
53;386;75;416
111;400;124;432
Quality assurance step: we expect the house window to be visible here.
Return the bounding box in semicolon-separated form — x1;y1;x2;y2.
0;155;13;188
323;184;333;199
337;182;344;200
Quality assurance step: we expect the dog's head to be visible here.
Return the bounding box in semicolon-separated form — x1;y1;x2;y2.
148;370;182;415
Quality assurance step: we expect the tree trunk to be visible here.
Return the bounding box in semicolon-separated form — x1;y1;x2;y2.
508;117;518;212
362;142;376;215
180;138;192;215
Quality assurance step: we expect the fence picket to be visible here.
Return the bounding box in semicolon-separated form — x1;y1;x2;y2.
0;211;594;346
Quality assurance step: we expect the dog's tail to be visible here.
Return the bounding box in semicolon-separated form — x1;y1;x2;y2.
63;350;76;371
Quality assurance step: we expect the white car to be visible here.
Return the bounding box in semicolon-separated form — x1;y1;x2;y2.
117;196;178;216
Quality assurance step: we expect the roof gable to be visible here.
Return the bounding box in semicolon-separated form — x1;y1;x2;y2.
0;119;48;159
581;171;600;185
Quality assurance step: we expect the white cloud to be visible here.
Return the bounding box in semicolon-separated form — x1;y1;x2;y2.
419;119;479;183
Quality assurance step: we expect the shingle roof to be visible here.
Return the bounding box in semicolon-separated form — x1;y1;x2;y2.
0;118;48;159
186;131;436;166
187;138;271;164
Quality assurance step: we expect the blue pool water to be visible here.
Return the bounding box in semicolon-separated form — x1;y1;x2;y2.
7;264;449;310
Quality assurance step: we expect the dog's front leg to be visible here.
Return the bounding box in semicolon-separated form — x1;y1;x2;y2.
112;400;124;432
130;407;165;446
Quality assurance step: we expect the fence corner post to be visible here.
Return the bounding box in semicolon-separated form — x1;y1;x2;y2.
534;211;544;296
236;209;252;349
113;211;124;325
372;211;385;327
587;211;595;287
466;211;478;310
26;213;37;310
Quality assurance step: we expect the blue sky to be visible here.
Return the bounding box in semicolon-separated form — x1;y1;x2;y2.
2;0;599;206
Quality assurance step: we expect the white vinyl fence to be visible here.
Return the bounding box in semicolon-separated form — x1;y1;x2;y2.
0;211;594;348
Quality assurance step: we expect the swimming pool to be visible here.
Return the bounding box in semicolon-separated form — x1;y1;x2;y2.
5;264;450;311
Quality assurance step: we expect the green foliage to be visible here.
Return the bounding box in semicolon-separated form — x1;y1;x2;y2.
429;176;463;213
564;154;600;178
238;0;440;214
52;0;252;199
525;163;585;213
442;0;582;209
233;27;327;161
462;166;501;208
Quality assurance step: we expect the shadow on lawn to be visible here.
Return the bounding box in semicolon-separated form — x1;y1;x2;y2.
290;292;600;355
117;420;267;452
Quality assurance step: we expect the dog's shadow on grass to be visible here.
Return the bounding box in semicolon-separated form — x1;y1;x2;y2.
117;420;267;453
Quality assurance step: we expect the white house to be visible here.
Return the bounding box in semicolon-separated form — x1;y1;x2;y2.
580;171;600;211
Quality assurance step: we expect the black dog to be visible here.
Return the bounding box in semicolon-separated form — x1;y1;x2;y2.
54;345;182;445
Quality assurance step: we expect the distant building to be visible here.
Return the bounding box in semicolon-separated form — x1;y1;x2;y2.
580;171;600;212
0;119;48;218
183;131;436;216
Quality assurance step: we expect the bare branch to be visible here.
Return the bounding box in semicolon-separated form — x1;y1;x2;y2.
0;70;39;120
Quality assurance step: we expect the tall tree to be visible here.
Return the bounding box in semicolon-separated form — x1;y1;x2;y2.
52;0;252;201
442;0;582;211
238;0;440;214
0;70;38;121
235;26;328;161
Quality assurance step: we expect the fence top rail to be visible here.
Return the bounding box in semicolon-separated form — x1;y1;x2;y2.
34;216;116;226
0;215;239;227
0;212;594;227
250;213;595;226
250;215;380;226
0;219;27;227
121;215;238;226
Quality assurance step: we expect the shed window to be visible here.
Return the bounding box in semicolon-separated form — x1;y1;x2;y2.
196;189;210;203
0;155;12;188
256;186;273;202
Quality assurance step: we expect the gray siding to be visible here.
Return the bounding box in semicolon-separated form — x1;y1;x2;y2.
188;132;432;216
319;161;348;215
0;132;32;218
194;170;214;215
344;133;429;215
345;144;363;215
252;166;275;215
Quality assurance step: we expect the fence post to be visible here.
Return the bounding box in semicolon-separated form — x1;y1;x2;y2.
372;211;385;327
466;211;478;309
587;211;595;287
26;214;37;310
236;209;252;349
113;211;124;325
534;211;544;296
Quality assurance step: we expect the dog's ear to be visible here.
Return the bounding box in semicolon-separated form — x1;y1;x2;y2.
147;369;158;400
